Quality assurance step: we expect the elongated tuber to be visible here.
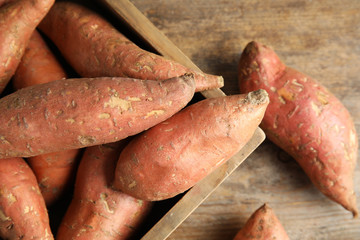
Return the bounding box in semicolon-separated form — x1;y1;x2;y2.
238;41;358;217
0;74;195;158
113;90;269;201
38;1;223;92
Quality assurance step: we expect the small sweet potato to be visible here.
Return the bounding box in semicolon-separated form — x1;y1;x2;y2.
113;90;269;201
38;1;224;92
56;141;151;240
0;157;54;239
238;41;358;217
0;74;195;159
0;0;55;93
233;204;289;240
13;30;81;206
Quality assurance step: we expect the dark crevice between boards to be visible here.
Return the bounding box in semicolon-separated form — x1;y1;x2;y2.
129;190;189;240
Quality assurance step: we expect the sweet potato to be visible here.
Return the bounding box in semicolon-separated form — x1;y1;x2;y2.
57;141;151;240
38;1;224;92
13;30;81;206
0;157;54;239
238;41;358;217
13;30;67;89
113;90;269;201
27;150;81;207
0;0;55;94
0;74;195;159
233;204;289;240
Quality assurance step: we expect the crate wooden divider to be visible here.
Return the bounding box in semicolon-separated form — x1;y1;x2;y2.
99;0;266;239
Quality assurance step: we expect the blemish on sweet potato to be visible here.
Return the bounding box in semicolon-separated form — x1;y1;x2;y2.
0;209;11;221
144;110;165;119
65;118;76;124
78;135;96;146
98;113;111;119
104;96;131;111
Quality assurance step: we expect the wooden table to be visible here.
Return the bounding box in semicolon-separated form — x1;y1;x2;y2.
128;0;360;239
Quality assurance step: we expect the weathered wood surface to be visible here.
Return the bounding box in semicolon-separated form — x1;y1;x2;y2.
128;0;360;239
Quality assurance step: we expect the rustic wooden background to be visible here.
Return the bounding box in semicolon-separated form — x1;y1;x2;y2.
128;0;360;239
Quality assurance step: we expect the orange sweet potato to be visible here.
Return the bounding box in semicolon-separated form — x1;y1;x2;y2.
13;30;67;89
13;30;81;206
56;141;152;240
238;41;358;217
0;157;54;239
38;1;224;92
233;204;289;240
0;0;54;94
27;150;81;207
113;90;269;201
0;74;195;159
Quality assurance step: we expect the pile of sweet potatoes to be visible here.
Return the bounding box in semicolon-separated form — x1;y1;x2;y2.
0;0;358;239
0;1;266;239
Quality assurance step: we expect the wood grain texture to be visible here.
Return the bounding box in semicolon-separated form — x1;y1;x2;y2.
129;0;360;239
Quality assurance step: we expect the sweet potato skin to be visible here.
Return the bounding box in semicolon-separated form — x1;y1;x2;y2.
113;90;269;201
233;204;289;240
0;157;54;239
0;0;55;93
238;41;358;216
13;29;81;206
13;30;67;89
0;74;195;159
27;149;81;206
56;141;152;240
38;1;224;92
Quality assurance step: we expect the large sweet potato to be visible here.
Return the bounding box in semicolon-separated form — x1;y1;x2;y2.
238;41;358;217
0;74;195;159
113;90;269;201
56;141;151;240
0;157;54;239
233;204;289;240
0;0;54;94
38;1;223;92
13;30;81;206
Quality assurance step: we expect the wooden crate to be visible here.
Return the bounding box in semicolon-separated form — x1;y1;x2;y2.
96;0;266;239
